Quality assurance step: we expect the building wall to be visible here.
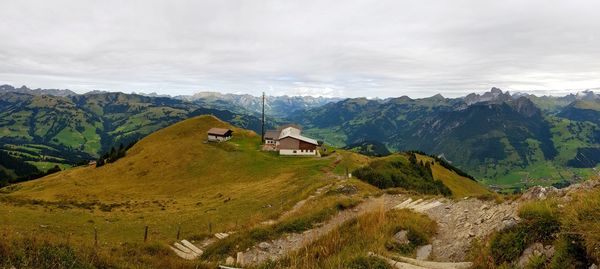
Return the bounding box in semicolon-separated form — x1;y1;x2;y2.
208;135;231;142
299;140;317;150
279;149;317;156
278;137;300;149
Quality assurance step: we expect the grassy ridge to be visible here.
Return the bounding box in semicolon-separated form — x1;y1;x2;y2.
1;115;352;245
352;153;490;198
0;91;268;182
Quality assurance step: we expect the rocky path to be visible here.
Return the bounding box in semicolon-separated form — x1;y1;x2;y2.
237;194;397;266
272;183;332;223
369;252;472;269
235;194;519;266
388;196;520;262
423;198;520;262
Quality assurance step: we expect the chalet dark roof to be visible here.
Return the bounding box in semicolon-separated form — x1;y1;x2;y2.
207;128;233;136
264;130;279;139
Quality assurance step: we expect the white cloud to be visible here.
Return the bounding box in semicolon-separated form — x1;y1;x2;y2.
1;0;599;98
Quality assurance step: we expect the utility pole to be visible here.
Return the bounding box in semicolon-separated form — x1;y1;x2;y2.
261;92;265;142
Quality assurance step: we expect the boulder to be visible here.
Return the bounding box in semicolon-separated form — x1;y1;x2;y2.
393;230;409;244
521;186;559;200
236;252;244;266
225;256;235;265
336;184;358;195
258;242;271;251
517;243;555;268
416;244;432;260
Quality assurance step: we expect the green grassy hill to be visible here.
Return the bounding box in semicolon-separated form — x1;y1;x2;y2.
352;152;491;198
2;115;348;242
0;92;267;182
0;115;493;268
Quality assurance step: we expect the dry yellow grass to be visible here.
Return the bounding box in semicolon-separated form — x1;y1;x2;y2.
0;115;359;245
260;208;437;269
416;155;492;198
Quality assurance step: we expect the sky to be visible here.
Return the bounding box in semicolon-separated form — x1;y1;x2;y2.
1;0;600;98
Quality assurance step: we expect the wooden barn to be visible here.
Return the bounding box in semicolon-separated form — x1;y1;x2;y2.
207;128;233;142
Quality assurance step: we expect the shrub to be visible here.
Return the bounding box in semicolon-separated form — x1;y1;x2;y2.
549;235;589;269
347;255;392;269
518;200;561;244
489;227;528;264
335;198;360;210
524;253;546;269
561;188;600;261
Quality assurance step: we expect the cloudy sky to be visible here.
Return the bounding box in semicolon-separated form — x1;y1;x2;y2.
1;0;600;98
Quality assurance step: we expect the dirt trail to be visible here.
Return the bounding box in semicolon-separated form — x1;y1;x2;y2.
237;194;400;266
423;198;520;262
260;184;332;226
237;194;521;266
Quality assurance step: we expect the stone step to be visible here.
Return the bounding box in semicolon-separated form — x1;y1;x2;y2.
181;239;204;255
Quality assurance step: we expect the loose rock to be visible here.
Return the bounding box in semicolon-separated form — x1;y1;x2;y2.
393;230;409;244
258;242;271;250
416;244;432;260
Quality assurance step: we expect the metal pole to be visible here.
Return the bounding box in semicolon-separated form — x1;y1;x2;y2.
261;92;265;142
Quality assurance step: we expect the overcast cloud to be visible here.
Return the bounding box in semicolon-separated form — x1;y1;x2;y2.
1;0;600;98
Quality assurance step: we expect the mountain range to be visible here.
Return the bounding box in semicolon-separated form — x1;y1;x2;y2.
0;86;270;183
290;88;600;191
1;84;600;191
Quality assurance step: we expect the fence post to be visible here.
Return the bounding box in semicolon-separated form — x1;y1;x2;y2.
94;227;98;247
177;224;181;240
208;221;212;234
144;226;148;242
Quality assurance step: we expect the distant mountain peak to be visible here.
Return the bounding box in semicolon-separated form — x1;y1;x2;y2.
463;87;512;105
431;93;445;100
0;84;77;97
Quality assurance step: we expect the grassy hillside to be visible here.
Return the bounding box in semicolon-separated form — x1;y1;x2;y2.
1;115;378;247
415;154;492;198
353;152;490;198
0;92;268;182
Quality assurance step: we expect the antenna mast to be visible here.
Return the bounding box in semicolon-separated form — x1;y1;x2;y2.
261;92;265;142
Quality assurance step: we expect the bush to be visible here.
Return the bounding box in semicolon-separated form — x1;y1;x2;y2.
347;255;392;269
561;189;600;261
518;200;561;244
549;235;589;269
335;198;360;210
489;227;528;264
0;238;95;269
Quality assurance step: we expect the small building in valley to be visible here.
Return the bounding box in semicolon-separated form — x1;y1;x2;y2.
207;128;233;142
263;126;319;156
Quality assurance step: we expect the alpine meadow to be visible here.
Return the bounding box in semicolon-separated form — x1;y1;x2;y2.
2;1;600;269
